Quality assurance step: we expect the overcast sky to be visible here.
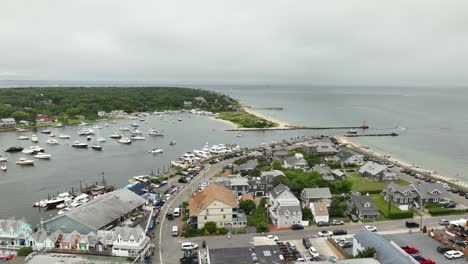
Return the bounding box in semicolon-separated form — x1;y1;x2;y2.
1;0;468;86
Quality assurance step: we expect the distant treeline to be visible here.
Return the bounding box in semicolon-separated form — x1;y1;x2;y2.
0;87;237;123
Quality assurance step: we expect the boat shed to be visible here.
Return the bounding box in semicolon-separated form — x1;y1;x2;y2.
43;188;147;234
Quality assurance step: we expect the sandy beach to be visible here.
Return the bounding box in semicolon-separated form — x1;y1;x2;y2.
335;135;468;189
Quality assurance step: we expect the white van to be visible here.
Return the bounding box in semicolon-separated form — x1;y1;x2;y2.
172;225;179;236
174;207;181;217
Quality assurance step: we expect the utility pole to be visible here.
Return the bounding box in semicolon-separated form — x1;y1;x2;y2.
419;197;423;231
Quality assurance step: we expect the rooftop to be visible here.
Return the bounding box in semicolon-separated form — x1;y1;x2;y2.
354;231;415;264
302;187;332;199
189;184;237;216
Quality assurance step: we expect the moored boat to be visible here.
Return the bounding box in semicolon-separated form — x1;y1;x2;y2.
72;141;88;148
46;138;59;144
170;140;176;145
6;146;24;152
41;130;51;134
58;134;70;139
130;135;145;140
150;148;163;154
118;138;132;144
34;153;52;159
148;129;164;136
31;135;38;143
92;144;103;150
16;157;35;165
109;133;122;139
17;136;29;140
0;165;6;171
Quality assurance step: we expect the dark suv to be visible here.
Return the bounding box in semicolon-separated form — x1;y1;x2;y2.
302;237;312;249
405;221;420;228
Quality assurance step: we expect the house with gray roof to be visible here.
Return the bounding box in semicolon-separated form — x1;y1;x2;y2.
312;164;335;181
248;170;285;196
382;183;418;210
359;161;398;181
0;217;33;246
353;231;417;264
302;139;339;156
272;150;289;160
337;151;364;166
214;174;249;197
43;188;147;234
301;187;332;207
332;169;347;180
412;182;450;206
0;118;16;127
283;153;309;170
233;159;259;173
346;194;380;220
110;225;150;257
269;184;302;227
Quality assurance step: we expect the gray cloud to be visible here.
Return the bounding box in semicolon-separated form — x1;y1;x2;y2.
1;0;468;86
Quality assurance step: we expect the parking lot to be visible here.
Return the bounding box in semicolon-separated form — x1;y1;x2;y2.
384;232;466;263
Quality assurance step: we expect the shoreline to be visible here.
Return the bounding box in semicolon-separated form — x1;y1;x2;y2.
335;135;468;189
240;105;291;129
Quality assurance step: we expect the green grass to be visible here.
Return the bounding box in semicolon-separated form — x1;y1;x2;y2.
218;111;277;128
371;194;414;219
347;172;410;193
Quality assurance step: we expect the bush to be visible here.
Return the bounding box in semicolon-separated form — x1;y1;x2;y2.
256;223;269;233
356;247;376;258
235;228;247;234
386;211;414;219
234;157;249;165
217;227;229;235
302;207;314;222
17;247;33;256
427;208;468;216
239;200;256;215
204;222;217;235
182;224;203;238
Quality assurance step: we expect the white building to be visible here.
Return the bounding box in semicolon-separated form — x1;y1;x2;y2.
310;201;329;223
0;118;16;127
110;226;150;257
268;184;302;228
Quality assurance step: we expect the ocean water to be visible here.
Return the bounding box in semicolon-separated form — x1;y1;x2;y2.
0;81;467;224
204;85;468;182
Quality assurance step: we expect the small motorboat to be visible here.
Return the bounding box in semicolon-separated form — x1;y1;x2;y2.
16;128;28;132
170;140;176;145
31;135;39;143
57;207;71;215
46;138;59;144
96;137;106;142
131;123;139;127
0;157;7;162
118;138;132;144
236;133;244;137
22;149;35;154
72;141;88;148
149;129;164;136
109;133;122;139
150;148;163;154
130;135;146;140
58;134;70;139
178;118;182;122
16;157;35;165
34;153;52;159
91;144;103;150
5;146;23;152
111;121;117;124
119;127;130;131
54;123;64;128
56;203;66;209
41;130;51;134
130;129;142;135
104;123;109;127
347;129;358;134
0;166;6;171
17;136;29;140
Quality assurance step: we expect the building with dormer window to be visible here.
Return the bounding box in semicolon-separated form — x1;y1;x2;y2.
0;218;32;247
268;184;302;227
412;182;449;206
346;194;380;220
110;226;150;257
382;183;418;210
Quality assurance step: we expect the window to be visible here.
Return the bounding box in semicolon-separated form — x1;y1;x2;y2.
223;215;226;219
204;216;207;220
434;198;439;202
206;209;209;213
221;209;224;212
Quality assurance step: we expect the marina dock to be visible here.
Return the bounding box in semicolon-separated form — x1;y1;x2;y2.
225;124;369;131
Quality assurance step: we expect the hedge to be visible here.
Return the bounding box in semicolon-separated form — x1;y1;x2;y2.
386;211;414;219
428;208;468;216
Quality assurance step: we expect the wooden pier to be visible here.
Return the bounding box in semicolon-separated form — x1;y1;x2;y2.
345;133;398;137
225;125;369;132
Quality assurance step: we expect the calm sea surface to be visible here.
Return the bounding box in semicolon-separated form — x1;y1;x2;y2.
0;81;467;224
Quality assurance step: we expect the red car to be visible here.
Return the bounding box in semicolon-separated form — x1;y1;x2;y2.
401;245;419;254
410;254;436;264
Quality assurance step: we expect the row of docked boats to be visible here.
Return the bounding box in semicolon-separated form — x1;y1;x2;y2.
170;143;241;168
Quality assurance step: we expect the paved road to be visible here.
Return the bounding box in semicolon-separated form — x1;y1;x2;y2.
152;158;236;264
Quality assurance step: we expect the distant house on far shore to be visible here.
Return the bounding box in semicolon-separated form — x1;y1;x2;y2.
36;114;56;124
0;118;16;127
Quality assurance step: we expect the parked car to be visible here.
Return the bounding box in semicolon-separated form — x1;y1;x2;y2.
410;254;436;264
439;219;450;226
302;237;312;249
166;213;174;220
347;213;358;223
331;219;344;225
436;245;453;254
318;230;333;237
362;225;377;232
178;177;188;183
444;250;464;259
291;224;304;230
286;241;296;250
339;241;352;248
316;221;330;227
308;247;320;259
405;221;420;228
444;203;456;208
401;245;419;254
332;229;347;235
266;235;279;241
181;242;198;250
450;189;460;194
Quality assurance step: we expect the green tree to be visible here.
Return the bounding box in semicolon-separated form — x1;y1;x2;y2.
239;200;256;215
11;110;30;121
273;175;289;187
302;207;314;222
356;248;376;258
330;179;353;194
256;223;269;233
204;222;217;234
271;160;282;170
66;107;81;117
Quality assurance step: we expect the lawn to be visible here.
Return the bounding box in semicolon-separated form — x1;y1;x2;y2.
371;194;414;219
347;172;410;193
